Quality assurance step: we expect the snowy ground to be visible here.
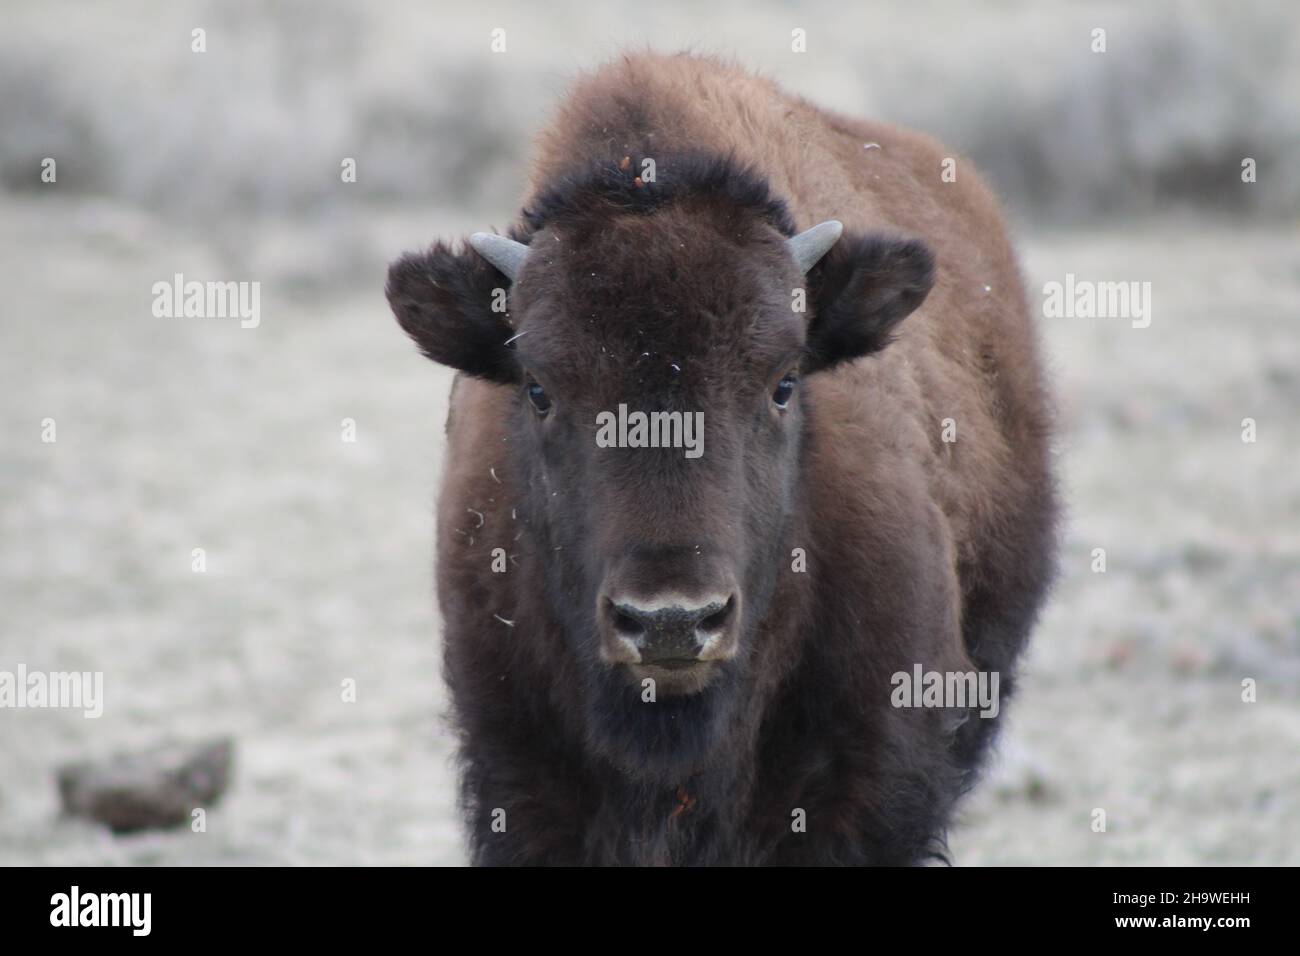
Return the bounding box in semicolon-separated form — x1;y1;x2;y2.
2;199;1296;865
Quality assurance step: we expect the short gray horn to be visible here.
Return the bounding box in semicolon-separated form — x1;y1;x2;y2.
469;232;530;282
787;220;844;273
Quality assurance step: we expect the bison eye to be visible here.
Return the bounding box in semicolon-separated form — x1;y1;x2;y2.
772;376;797;409
526;379;552;415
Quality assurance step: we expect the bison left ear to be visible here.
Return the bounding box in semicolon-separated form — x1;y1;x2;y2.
802;233;935;373
385;238;524;385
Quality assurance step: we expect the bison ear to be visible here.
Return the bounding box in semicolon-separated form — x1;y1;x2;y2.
385;239;523;384
802;233;935;373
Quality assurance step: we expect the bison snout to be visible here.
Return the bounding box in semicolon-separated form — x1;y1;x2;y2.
597;592;740;671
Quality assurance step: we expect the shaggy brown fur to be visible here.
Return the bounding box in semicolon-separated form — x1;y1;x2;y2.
385;53;1057;865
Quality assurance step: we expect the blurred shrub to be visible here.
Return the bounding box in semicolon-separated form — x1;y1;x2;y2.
1;0;1294;225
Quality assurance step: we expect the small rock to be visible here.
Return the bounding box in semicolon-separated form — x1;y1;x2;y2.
57;737;234;833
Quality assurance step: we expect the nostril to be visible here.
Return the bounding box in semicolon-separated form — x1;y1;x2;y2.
698;596;735;632
611;606;646;638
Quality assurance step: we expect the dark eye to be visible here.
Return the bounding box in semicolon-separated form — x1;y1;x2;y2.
772;376;797;408
526;379;552;415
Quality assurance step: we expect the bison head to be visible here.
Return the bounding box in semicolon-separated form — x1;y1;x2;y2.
387;159;933;772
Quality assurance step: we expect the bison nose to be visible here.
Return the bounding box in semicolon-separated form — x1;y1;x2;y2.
602;595;737;666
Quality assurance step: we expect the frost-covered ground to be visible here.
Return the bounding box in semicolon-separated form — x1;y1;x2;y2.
1;0;1297;865
950;226;1300;865
3;203;1295;866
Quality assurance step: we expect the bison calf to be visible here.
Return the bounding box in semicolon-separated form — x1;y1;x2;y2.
386;53;1057;865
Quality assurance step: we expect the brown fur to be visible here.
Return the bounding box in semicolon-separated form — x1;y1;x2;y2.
386;53;1057;865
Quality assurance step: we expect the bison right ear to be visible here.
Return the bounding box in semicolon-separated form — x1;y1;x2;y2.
385;239;523;385
802;232;935;373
